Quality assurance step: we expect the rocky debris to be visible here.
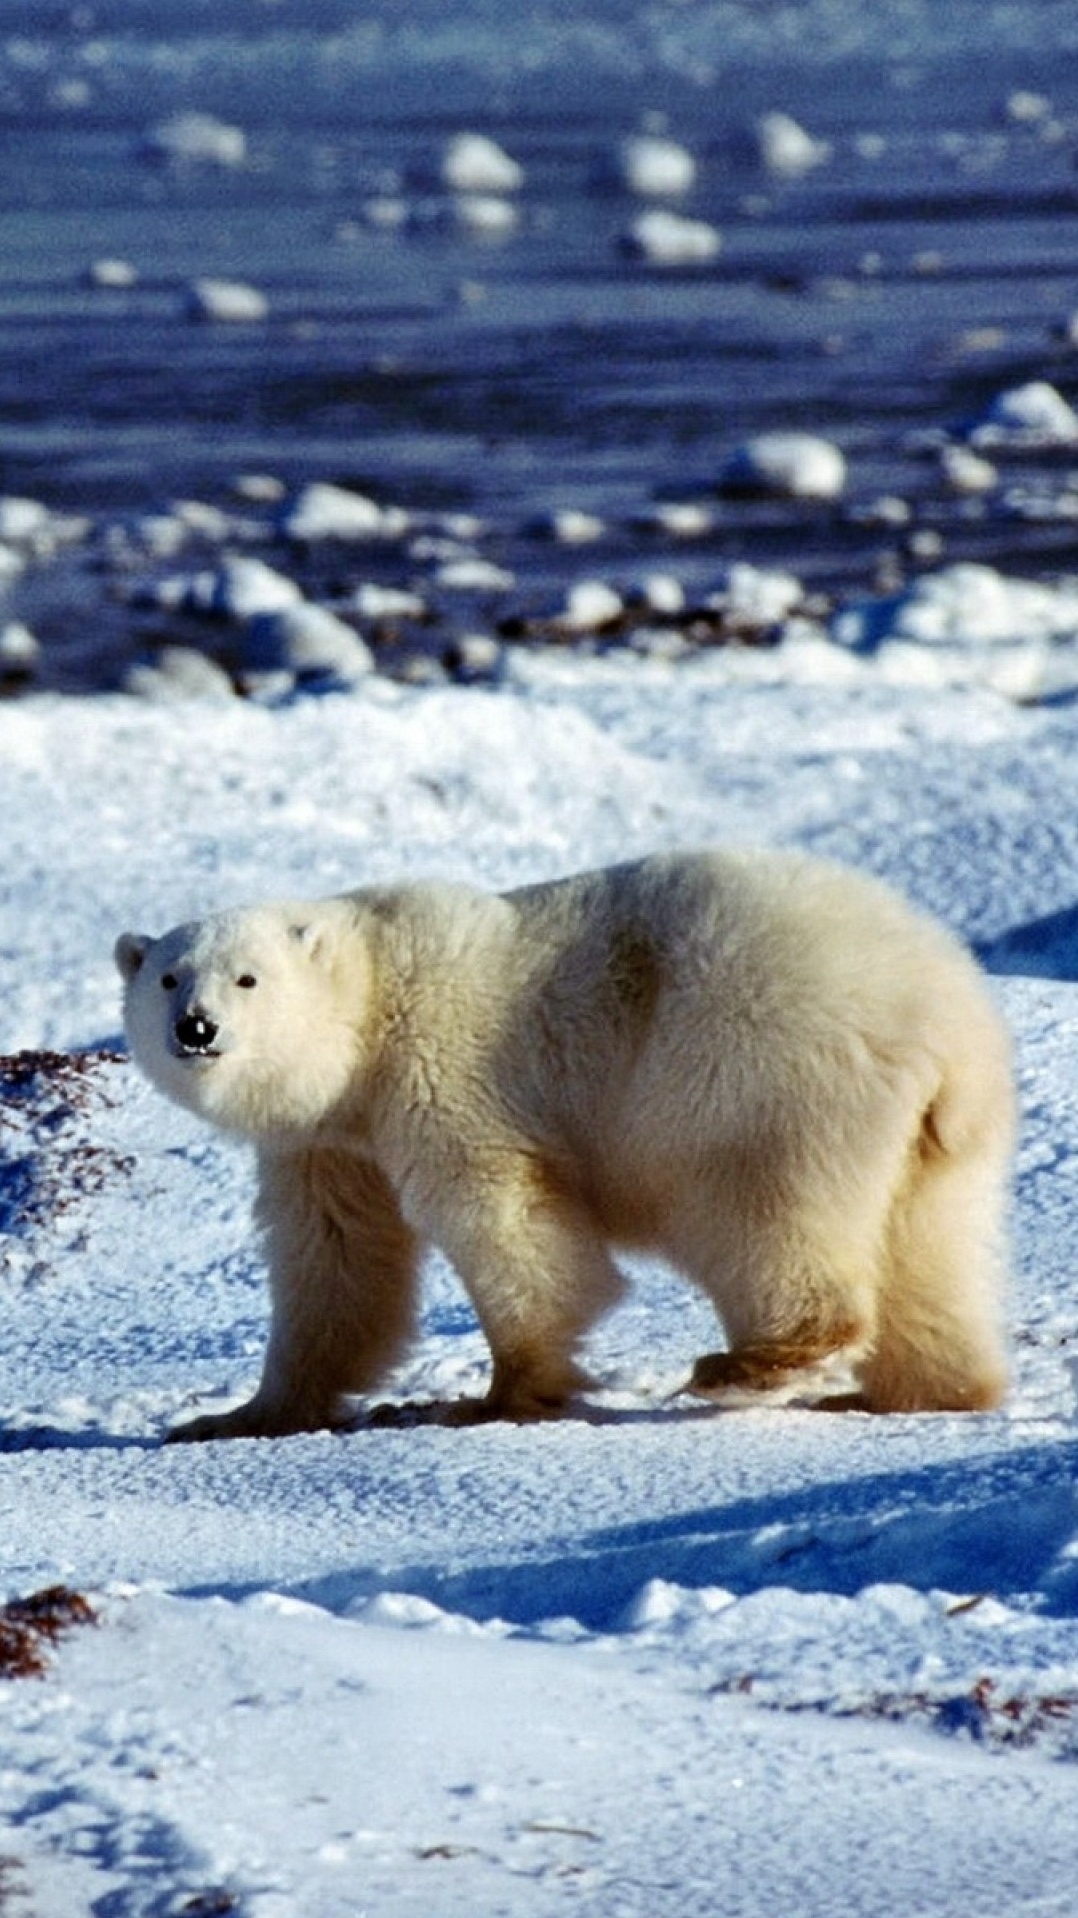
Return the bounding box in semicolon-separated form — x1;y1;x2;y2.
0;1587;95;1680
0;1050;131;1246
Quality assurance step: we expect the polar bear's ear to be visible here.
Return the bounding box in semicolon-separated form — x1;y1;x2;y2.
114;932;152;981
289;921;327;963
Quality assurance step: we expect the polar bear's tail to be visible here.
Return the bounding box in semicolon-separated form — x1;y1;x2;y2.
859;1029;1014;1413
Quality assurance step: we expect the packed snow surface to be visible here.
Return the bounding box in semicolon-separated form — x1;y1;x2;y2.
4;657;1078;1915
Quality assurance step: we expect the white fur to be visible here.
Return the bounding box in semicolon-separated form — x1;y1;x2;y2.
116;850;1015;1439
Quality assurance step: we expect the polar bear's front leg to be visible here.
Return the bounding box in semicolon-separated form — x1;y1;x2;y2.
423;1152;627;1420
166;1146;420;1441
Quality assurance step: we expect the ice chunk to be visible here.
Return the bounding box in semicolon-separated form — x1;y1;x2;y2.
186;279;269;324
756;111;830;177
622;209;722;265
142;112;247;167
722;432;846;501
442;133;523;194
619;134;696;198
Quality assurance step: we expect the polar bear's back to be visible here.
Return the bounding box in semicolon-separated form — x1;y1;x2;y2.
505;847;993;1056
498;849;1010;1182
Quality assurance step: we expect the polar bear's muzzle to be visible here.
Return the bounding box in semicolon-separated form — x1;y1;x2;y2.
173;1008;222;1059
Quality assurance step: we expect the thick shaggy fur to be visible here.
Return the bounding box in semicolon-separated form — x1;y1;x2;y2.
115;850;1014;1440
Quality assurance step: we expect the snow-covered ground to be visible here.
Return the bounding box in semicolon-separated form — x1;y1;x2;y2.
4;650;1078;1914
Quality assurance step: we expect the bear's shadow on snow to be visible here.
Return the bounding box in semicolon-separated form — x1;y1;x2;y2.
198;1436;1078;1628
355;1393;715;1431
386;1451;1078;1626
979;905;1078;980
0;1423;157;1454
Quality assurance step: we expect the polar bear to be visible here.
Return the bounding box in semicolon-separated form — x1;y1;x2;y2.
115;850;1014;1440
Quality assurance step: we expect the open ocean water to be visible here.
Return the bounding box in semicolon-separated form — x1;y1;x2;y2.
3;0;1078;689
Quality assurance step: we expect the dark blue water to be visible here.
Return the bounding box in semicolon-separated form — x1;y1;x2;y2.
2;3;1078;687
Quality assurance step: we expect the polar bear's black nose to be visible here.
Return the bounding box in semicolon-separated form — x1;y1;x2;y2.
175;1009;219;1054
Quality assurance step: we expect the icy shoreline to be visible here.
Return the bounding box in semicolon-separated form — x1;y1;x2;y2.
9;462;1078;703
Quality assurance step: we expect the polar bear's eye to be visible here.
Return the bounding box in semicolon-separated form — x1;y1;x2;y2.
236;974;258;989
160;973;177;991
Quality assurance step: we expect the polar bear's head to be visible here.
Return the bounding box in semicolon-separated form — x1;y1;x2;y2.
115;901;364;1138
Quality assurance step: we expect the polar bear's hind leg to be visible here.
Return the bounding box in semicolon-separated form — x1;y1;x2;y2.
857;1088;1011;1413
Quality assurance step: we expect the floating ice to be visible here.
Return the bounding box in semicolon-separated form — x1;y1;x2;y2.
835;563;1078;653
172;500;241;542
556;579;625;631
529;509;605;545
755;111;830;176
940;445;998;495
121;513;191;563
830;562;1078;698
211;557;304;621
442;132;524;194
970;380;1078;448
85;258;138;290
186;279;269;324
633;501;713;537
242;604;375;684
0;498;52;544
281;483;409;542
360;196;410;231
123;646;234;702
232;474;287;506
142;111;247;167
446;632;503;682
434;557;516;593
1005;90;1052;125
721;431;846;501
848;494;912;529
999;482;1078;524
622;208;722;265
708;562;804;626
0;621;39;679
631;573;685;615
349;583;429;621
619;134;696;197
451;194;520;235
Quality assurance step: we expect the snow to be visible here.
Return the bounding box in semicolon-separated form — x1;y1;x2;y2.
832;564;1078;699
5;653;1078;1912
